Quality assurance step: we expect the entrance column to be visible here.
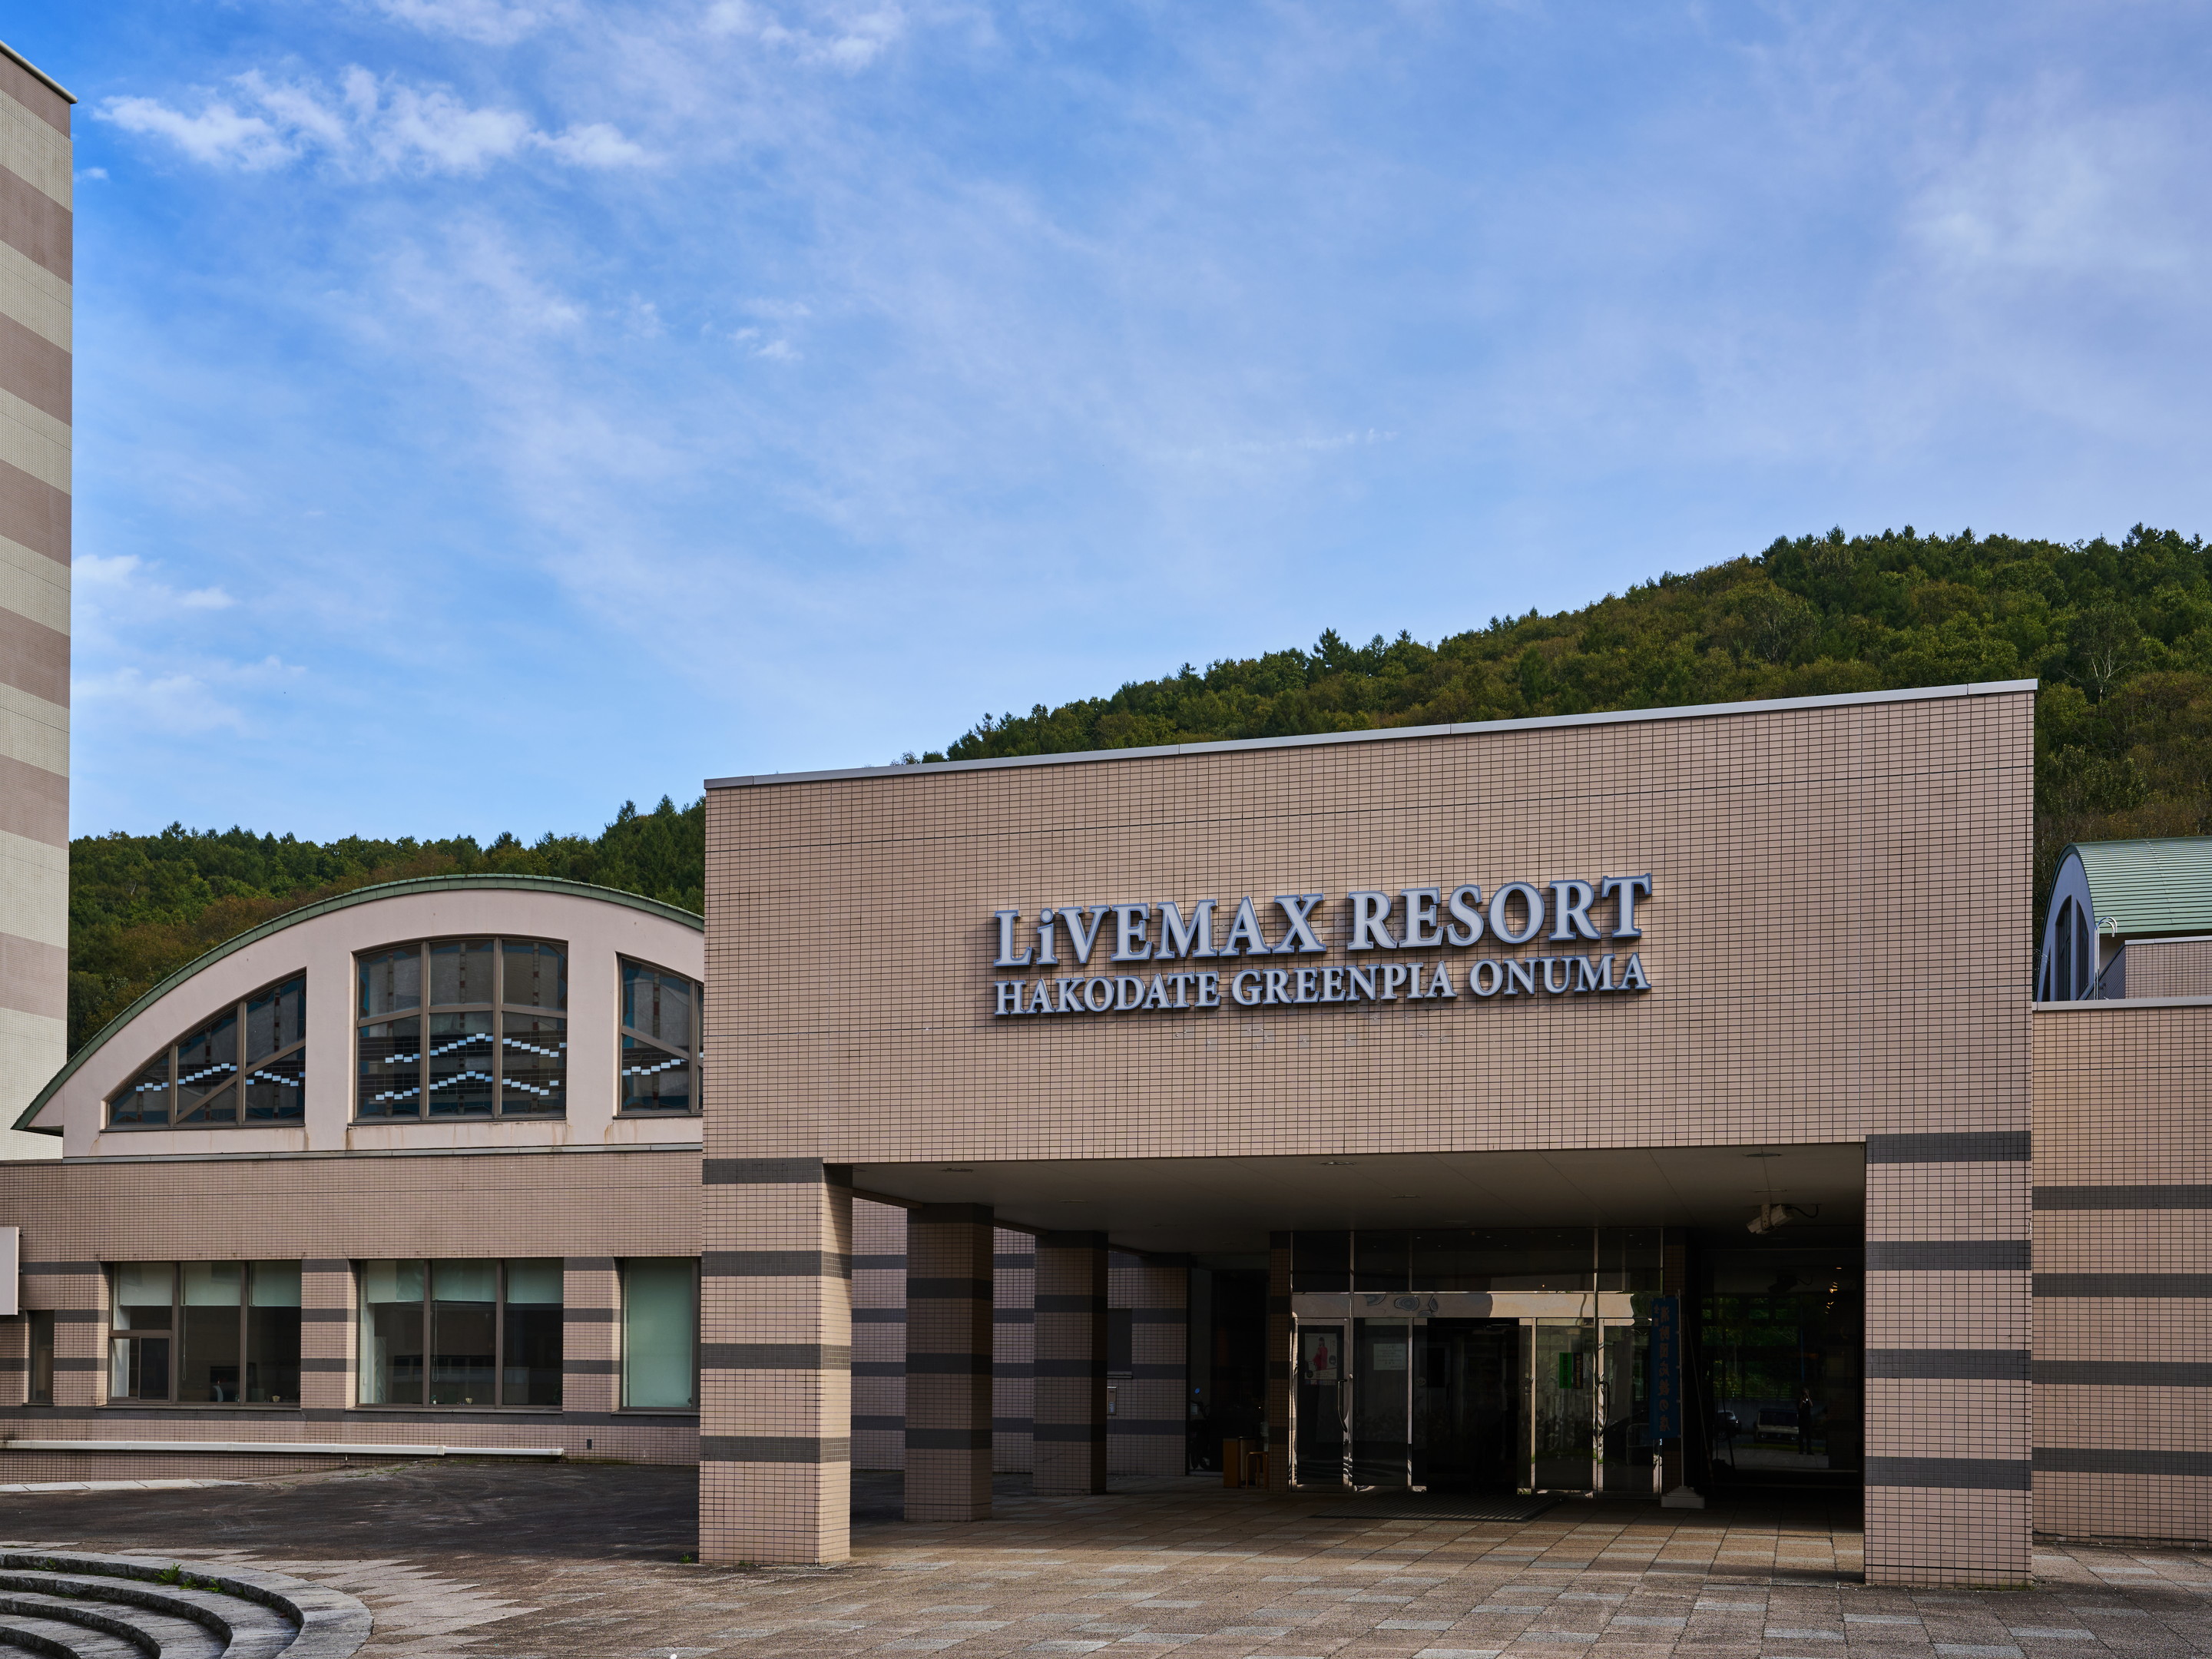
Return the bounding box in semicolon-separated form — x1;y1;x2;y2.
1863;1132;2033;1586
699;1157;853;1566
906;1203;995;1521
1267;1233;1293;1491
1033;1230;1108;1495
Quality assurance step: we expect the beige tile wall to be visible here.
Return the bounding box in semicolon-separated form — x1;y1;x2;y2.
703;687;2036;1575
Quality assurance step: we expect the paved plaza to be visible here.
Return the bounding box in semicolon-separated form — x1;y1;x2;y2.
2;1465;2209;1658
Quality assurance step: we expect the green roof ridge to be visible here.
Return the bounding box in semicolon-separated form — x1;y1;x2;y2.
15;874;702;1134
2065;836;2212;941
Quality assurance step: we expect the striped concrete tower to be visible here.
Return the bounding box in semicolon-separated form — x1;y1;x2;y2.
0;41;70;1161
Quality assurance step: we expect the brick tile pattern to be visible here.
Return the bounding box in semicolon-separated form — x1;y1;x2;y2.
1109;1250;1187;1476
1034;1230;1107;1494
904;1204;993;1522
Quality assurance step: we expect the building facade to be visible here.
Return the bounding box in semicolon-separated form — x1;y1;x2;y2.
2;678;2207;1586
0;41;71;1160
697;680;2040;1584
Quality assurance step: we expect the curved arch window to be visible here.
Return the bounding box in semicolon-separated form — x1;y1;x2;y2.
106;975;306;1128
619;960;701;1114
357;937;567;1119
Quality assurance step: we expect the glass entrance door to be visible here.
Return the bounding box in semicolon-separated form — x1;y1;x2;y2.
1295;1323;1347;1485
1598;1317;1654;1492
1350;1318;1412;1486
1415;1318;1521;1492
1530;1318;1598;1492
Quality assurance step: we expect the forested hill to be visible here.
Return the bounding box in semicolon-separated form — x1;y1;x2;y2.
922;524;2212;927
68;797;703;1051
68;524;2210;1056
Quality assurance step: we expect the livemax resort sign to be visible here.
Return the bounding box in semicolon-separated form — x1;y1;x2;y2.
990;876;1653;1018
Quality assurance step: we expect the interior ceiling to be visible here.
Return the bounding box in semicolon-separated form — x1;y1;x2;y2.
851;1142;1866;1261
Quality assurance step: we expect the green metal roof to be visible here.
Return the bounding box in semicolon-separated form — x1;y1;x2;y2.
15;874;702;1134
2068;837;2212;939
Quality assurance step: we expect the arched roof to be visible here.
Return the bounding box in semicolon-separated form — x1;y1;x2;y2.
2061;836;2212;939
18;874;702;1133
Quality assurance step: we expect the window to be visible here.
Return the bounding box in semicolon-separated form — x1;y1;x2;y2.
621;1259;697;1409
28;1310;52;1406
107;1261;301;1404
357;939;567;1119
358;1259;562;1406
107;975;306;1128
619;961;702;1114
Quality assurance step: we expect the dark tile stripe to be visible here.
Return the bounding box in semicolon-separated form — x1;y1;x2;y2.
20;1262;98;1275
700;1343;851;1369
1868;1240;2029;1272
1867;1132;2029;1164
300;1259;349;1274
2036;1185;2212;1210
2035;1448;2212;1478
701;1250;849;1278
853;1308;906;1323
565;1256;618;1272
906;1427;991;1449
905;1353;992;1375
1035;1294;1104;1313
1867;1349;2029;1380
0;455;68;565
852;1415;903;1431
2035;1361;2212;1387
992;1310;1034;1324
1865;1456;2032;1490
561;1359;620;1374
0;603;68;704
2036;1273;2212;1298
0;56;70;134
1033;1423;1108;1443
0;164;69;282
703;1157;825;1184
908;1277;992;1300
991;1361;1034;1377
992;1253;1035;1268
700;1434;848;1463
1031;1359;1104;1379
299;1309;351;1323
1120;1363;1187;1380
852;1361;905;1378
1106;1419;1186;1435
1129;1309;1190;1323
564;1308;619;1323
0;310;67;422
0;752;66;850
991;1416;1034;1433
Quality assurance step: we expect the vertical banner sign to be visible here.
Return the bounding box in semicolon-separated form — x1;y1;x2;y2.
1649;1295;1681;1441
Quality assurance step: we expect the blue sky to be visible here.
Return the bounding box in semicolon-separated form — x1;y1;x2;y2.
21;2;2212;841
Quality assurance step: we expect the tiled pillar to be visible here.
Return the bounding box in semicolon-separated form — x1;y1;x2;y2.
1863;1131;2034;1586
700;1157;853;1566
1109;1251;1187;1475
52;1265;102;1409
563;1258;621;1414
851;1199;909;1471
1267;1233;1293;1491
993;1230;1036;1473
0;1313;23;1406
905;1203;994;1522
300;1260;353;1413
1034;1230;1107;1495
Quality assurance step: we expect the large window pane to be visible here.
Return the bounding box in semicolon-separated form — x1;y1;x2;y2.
111;1055;172;1126
246;977;306;1062
426;1012;495;1115
500;1015;565;1114
620;1036;691;1111
360;1260;425;1405
175;1010;239;1125
358;1018;422;1117
111;1263;174;1402
247;1261;302;1404
502;1259;564;1406
361;945;422;1016
430;1260;497;1405
430;939;497;1007
179;1261;244;1402
502;941;566;1011
623;1260;696;1408
245;1046;306;1121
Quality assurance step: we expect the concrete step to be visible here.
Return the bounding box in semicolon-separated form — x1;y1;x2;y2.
0;1555;370;1657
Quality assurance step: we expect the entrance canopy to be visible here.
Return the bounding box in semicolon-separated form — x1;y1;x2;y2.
851;1141;1867;1260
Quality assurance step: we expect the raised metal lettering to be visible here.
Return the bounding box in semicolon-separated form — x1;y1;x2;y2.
994;911;1034;967
1445;884;1485;946
1062;907;1108;965
1488;882;1546;945
1346;890;1398;951
1109;903;1153;962
1548;880;1599;942
1402;887;1442;947
1157;899;1218;959
1602;873;1653;939
1273;893;1328;953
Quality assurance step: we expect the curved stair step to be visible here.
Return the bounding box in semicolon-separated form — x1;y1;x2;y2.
0;1555;369;1658
0;1588;221;1657
0;1608;143;1658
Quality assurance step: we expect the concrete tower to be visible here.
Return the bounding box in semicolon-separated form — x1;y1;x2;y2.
0;41;71;1159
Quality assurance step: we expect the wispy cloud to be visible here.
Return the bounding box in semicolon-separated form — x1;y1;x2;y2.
705;0;909;70
99;68;650;176
369;0;568;48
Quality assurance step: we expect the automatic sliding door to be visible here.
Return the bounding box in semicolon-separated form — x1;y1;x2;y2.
1351;1318;1412;1486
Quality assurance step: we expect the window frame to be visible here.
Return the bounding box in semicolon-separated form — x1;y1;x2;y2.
616;958;704;1117
104;972;308;1131
354;936;570;1121
618;1257;700;1412
104;1260;303;1407
354;1258;565;1410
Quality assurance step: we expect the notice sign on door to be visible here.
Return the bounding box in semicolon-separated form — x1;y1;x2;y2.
1301;1330;1340;1383
1650;1296;1682;1440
